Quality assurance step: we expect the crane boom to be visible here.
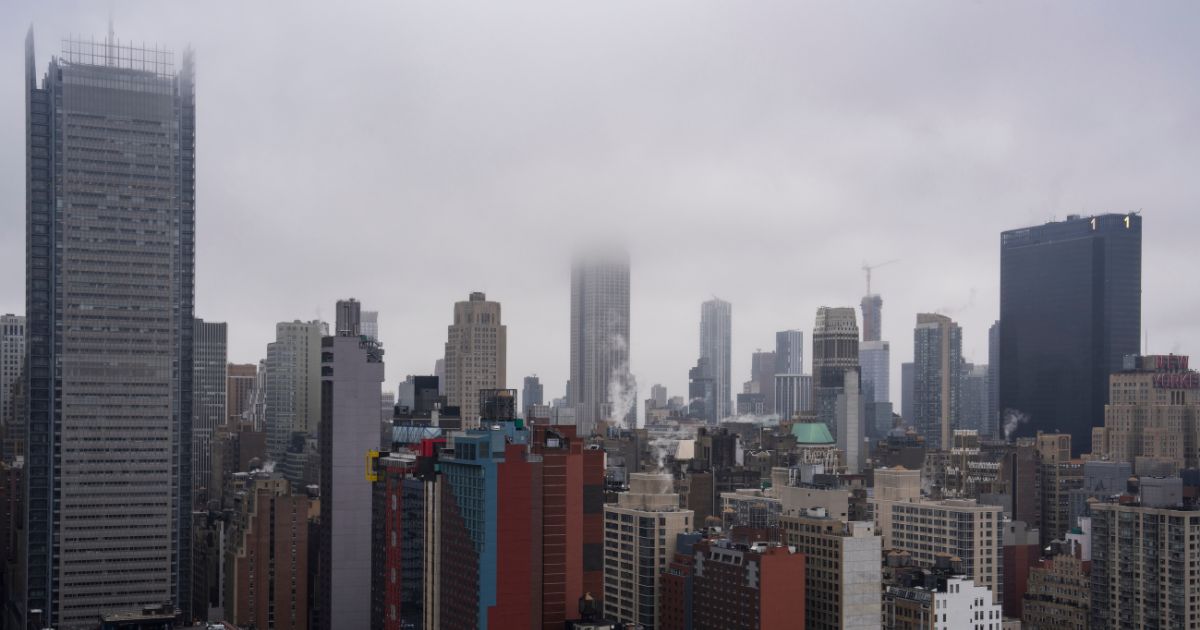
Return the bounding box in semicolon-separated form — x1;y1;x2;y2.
862;259;898;296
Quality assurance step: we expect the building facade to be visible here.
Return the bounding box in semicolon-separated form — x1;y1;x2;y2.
813;307;860;439
780;509;881;630
0;314;25;461
569;250;633;435
1000;213;1142;454
193;320;228;508
523;375;544;419
1091;354;1200;473
265;320;325;462
666;538;806;630
318;300;385;630
773;374;812;421
860;340;891;405
700;299;733;421
861;294;883;344
226;363;257;425
775;330;804;375
23;31;195;628
603;473;694;629
913;313;962;450
225;476;311;630
444;292;507;427
1090;501;1200;629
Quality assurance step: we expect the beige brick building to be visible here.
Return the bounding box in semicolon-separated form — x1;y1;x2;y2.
1091;354;1200;474
443;292;507;427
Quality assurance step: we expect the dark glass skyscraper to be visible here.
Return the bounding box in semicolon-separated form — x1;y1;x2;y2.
999;213;1141;454
23;30;195;628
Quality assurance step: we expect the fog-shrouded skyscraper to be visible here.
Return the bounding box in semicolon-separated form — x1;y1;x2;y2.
569;250;633;434
1000;213;1141;455
1;314;25;460
813;307;860;438
775;329;804;375
861;294;883;343
193;320;227;508
522;374;543;418
747;349;777;414
700;298;732;421
444;292;507;427
913;313;962;450
319;299;385;630
23;30;195;628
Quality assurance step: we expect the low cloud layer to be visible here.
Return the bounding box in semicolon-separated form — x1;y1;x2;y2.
1;1;1197;412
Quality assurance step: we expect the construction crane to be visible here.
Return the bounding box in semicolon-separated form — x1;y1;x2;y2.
862;259;898;296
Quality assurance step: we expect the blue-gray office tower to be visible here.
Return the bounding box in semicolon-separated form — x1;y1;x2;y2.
22;30;195;629
1000;213;1141;455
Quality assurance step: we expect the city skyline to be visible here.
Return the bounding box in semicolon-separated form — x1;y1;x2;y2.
2;4;1199;419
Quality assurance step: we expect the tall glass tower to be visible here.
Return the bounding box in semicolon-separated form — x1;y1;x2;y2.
999;213;1141;454
24;30;195;628
699;298;732;421
569;250;633;434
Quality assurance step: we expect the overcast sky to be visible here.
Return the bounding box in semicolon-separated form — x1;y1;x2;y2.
2;1;1198;417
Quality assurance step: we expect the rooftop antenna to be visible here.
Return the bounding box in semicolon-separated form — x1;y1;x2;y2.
106;13;115;66
861;259;898;296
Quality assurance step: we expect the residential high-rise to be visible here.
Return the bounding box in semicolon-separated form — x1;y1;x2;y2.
0;314;25;461
361;310;380;341
1091;500;1200;628
870;468;1003;603
700;299;733;421
688;357;717;425
318;299;385;630
746;350;777;414
780;509;881;630
861;294;883;343
1000;213;1142;455
569;250;633;435
774;374;813;421
660;538;806;630
1091;354;1200;473
1021;553;1090;630
522;375;544;419
193;320;228;508
436;425;539;629
913;313;962;450
987;321;1000;439
23;31;195;627
859;340;890;404
958;363;989;435
813;307;860;438
837;369;866;473
265;320;325;462
774;330;804;375
901;362;915;426
225;475;312;630
604;473;694;629
226;363;258;425
532;424;606;630
444;292;507;428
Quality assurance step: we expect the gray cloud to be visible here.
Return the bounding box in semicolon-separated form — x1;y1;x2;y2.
1;1;1198;411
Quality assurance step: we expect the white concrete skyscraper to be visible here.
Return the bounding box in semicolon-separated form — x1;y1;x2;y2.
569;250;633;435
22;30;195;627
444;292;507;426
700;298;733;421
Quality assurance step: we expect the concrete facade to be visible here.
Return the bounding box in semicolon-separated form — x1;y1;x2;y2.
443;292;507;427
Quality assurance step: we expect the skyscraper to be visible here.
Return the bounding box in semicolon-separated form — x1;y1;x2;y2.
901;362;915;426
913;313;962;450
23;30;195;627
812;307;860;438
569;251;633;434
522;375;543;419
859;341;890;404
0;314;25;461
958;363;989;435
443;292;507;427
319;299;385;630
193;320;228;508
747;350;777;414
700;299;732;421
987;321;1000;440
836;368;866;473
1000;213;1142;454
264;320;324;463
226;363;258;425
361;309;380;341
860;294;883;343
775;330;804;375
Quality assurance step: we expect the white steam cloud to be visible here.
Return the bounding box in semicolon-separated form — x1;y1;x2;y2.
1002;408;1030;441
